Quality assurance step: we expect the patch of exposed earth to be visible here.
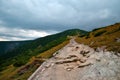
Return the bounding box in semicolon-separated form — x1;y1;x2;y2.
28;39;120;80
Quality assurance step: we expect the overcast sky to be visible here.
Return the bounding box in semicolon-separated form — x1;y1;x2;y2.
0;0;120;41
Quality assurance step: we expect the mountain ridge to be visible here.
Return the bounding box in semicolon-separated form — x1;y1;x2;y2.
0;29;87;71
0;23;120;80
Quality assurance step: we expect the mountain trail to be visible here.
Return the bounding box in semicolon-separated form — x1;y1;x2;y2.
28;39;120;80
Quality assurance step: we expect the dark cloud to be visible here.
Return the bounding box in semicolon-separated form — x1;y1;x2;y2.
0;0;120;41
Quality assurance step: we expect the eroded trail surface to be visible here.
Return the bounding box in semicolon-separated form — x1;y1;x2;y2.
28;39;120;80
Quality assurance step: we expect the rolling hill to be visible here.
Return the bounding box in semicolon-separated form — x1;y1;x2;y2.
0;29;87;80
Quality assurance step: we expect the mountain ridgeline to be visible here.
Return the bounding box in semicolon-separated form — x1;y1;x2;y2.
0;23;120;80
0;29;87;70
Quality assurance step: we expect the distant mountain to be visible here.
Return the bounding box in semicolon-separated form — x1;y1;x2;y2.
0;41;31;56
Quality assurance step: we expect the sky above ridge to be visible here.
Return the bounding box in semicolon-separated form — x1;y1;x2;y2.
0;0;120;41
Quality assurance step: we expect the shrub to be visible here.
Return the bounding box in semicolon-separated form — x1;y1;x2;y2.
13;60;26;67
85;33;90;39
92;27;104;32
94;30;106;37
79;34;85;37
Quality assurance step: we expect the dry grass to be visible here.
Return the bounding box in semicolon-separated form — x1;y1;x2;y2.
75;23;120;52
0;65;18;80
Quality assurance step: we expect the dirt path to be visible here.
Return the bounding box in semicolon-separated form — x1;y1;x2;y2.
28;39;120;80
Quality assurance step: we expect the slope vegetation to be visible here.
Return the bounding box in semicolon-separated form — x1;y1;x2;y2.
76;23;120;53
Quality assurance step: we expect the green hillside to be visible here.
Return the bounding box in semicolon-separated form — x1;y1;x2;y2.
0;29;87;80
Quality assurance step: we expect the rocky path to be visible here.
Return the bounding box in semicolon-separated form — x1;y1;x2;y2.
28;39;120;80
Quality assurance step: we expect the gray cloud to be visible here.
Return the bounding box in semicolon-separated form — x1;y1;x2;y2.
0;0;120;41
0;26;56;41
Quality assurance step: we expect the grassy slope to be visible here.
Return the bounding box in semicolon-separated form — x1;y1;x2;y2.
75;23;120;52
0;40;69;80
